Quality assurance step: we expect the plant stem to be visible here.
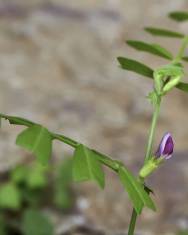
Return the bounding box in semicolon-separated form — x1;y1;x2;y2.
144;96;161;163
174;35;188;63
127;96;161;235
128;208;137;235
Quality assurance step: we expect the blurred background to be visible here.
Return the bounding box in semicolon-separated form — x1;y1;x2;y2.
0;0;188;234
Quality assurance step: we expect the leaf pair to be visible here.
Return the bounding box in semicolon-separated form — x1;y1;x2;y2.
72;144;156;214
127;27;184;62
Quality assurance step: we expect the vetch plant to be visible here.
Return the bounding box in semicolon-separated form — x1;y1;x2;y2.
1;10;188;235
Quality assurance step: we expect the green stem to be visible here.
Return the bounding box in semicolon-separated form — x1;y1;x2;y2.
144;96;161;163
128;208;137;235
174;35;188;63
127;97;161;235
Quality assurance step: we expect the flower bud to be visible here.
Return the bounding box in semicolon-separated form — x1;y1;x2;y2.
155;132;174;160
139;133;174;179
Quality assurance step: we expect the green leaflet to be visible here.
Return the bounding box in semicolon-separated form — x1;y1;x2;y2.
144;27;184;38
169;11;188;22
72;144;105;188
11;165;29;184
182;56;188;62
126;40;173;60
176;82;188;92
118;166;156;214
26;164;48;189
117;57;153;78
22;209;54;235
16;125;52;165
54;159;74;210
0;183;21;209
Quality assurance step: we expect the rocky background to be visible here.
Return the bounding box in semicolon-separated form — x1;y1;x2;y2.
1;0;188;234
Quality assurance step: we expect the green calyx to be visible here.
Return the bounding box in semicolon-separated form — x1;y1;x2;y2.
153;63;184;96
139;157;164;179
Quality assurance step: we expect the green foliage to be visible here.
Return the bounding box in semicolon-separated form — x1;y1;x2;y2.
26;164;48;189
73;144;105;188
0;183;21;209
118;166;156;214
176;82;188;92
22;209;54;235
176;230;188;235
0;215;6;235
126;40;173;60
54;158;74;209
16;125;52;165
0;158;75;234
182;56;188;62
11;165;29;184
169;11;188;22
144;27;184;38
117;57;153;78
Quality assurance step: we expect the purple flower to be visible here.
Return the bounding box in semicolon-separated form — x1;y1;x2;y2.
155;132;174;159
